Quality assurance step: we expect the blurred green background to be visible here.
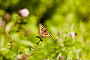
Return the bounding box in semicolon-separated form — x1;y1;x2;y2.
0;0;90;60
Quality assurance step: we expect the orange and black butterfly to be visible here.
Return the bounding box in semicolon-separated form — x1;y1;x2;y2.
38;23;52;38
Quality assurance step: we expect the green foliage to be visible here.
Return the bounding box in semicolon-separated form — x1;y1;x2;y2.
0;0;90;60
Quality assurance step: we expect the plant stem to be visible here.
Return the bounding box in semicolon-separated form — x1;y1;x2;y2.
18;17;24;30
10;40;13;51
30;36;42;56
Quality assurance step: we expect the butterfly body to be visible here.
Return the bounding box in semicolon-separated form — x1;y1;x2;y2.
38;24;52;38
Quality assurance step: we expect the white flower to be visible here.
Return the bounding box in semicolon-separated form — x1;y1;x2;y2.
17;55;22;60
70;32;75;37
18;8;29;17
58;38;61;42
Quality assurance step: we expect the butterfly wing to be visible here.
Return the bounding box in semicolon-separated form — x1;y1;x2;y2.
38;24;43;35
38;23;52;38
42;31;52;38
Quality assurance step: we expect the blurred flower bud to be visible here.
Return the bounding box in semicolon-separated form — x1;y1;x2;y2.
18;10;22;16
75;33;77;36
22;53;29;60
79;58;81;60
59;56;64;60
18;8;29;17
5;13;10;21
0;17;5;28
24;29;30;36
58;38;61;42
57;32;61;35
70;32;75;37
0;17;3;27
17;55;22;60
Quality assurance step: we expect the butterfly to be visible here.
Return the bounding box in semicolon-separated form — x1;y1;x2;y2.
38;23;52;38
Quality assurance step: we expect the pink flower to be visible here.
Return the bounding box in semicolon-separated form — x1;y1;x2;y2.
18;8;29;17
5;13;10;21
58;38;61;42
0;17;5;28
0;17;3;27
22;53;29;60
17;55;22;60
57;32;61;35
59;56;64;60
70;32;75;37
